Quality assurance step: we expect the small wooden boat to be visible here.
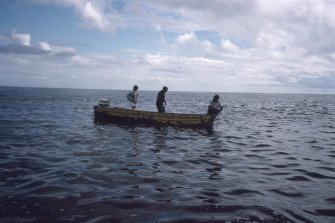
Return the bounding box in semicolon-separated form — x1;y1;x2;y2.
94;101;217;129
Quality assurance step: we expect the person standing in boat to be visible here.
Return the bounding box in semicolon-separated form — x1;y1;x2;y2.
156;86;168;112
207;94;223;114
127;85;139;110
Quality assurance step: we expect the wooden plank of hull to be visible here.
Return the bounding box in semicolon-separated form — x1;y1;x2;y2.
94;106;216;128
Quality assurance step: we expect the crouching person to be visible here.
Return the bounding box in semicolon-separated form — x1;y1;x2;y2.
207;94;223;114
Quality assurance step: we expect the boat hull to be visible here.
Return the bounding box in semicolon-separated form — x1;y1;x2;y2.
94;106;216;128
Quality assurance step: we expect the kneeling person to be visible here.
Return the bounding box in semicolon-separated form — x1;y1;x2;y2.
207;94;223;114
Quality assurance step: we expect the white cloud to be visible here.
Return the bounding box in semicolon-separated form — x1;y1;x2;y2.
176;33;213;52
176;33;197;45
39;42;52;51
39;42;76;55
221;39;239;53
74;0;110;30
3;0;335;93
0;31;76;57
143;53;169;65
11;30;31;46
70;55;90;64
30;0;125;31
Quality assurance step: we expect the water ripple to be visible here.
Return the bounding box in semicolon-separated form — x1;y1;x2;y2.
1;88;334;223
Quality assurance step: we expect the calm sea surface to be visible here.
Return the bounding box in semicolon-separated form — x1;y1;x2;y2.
0;86;334;223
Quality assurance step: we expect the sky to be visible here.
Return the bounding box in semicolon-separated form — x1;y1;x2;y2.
1;0;335;93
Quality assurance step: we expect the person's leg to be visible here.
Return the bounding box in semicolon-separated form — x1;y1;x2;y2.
131;102;136;110
157;103;164;112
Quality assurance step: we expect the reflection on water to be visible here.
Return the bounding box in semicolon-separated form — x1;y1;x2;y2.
0;87;335;223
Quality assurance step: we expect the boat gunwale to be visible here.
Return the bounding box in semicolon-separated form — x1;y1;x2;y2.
94;106;213;118
93;106;216;128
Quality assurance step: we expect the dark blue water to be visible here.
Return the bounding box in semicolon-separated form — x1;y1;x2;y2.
0;86;334;223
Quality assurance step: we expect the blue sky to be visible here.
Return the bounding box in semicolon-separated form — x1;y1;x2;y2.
1;0;335;93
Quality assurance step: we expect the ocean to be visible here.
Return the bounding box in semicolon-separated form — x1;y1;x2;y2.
0;86;334;223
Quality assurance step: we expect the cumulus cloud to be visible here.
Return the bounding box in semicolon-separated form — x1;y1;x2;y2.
221;39;239;53
4;0;335;92
0;31;76;57
176;33;196;45
176;33;213;52
11;30;31;46
137;1;335;55
27;0;335;56
39;42;76;56
66;0;110;30
29;0;125;31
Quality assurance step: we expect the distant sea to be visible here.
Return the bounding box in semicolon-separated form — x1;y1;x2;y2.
0;86;334;223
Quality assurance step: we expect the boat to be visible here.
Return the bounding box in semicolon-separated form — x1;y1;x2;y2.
94;99;217;129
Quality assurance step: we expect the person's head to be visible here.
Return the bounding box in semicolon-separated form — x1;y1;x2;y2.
213;94;219;102
133;85;139;91
163;86;168;92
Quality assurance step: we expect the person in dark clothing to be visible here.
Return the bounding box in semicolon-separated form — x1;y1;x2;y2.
156;86;168;112
207;94;223;114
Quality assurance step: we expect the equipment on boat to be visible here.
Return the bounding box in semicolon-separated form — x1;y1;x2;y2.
97;98;110;107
